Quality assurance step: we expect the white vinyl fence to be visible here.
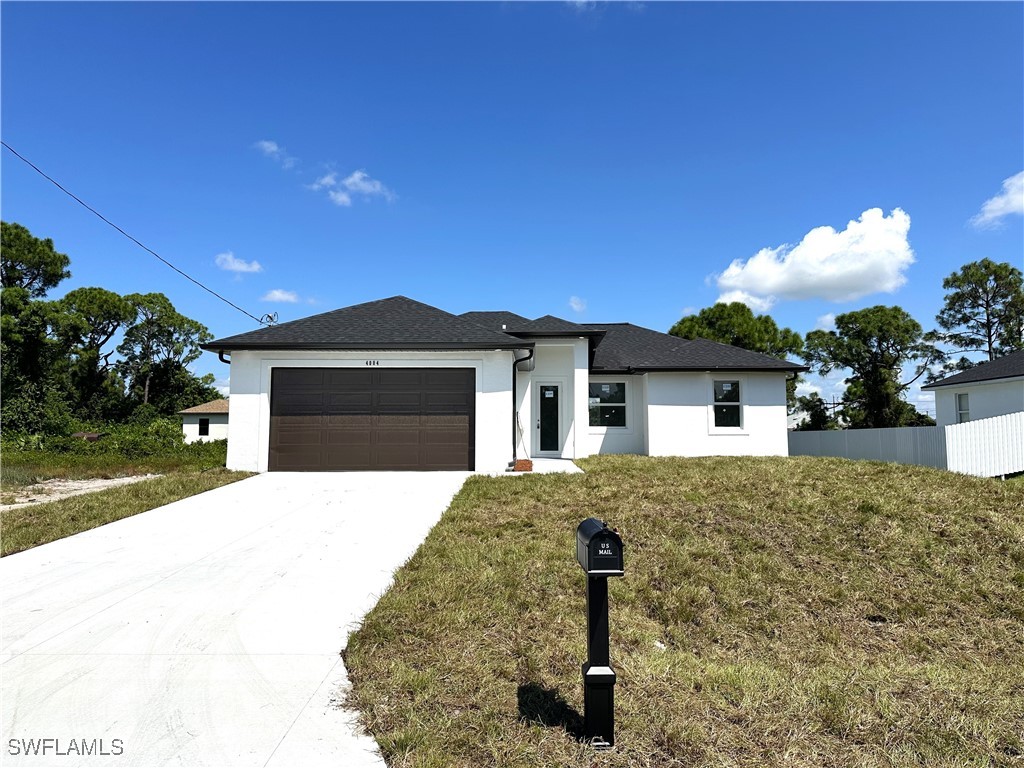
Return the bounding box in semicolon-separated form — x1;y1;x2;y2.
788;412;1024;478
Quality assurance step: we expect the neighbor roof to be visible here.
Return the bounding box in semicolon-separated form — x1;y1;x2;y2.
203;296;807;372
204;296;530;352
922;350;1024;389
178;398;229;415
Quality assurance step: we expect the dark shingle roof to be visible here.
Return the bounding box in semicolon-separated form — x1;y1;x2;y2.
508;315;599;335
582;323;806;372
203;296;528;351
922;350;1024;389
203;296;806;371
460;311;531;332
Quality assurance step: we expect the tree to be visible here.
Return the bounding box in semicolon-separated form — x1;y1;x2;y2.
117;293;213;410
57;287;137;419
670;302;804;358
931;259;1024;362
670;302;804;408
1;221;71;297
0;222;74;432
793;393;839;431
803;305;942;429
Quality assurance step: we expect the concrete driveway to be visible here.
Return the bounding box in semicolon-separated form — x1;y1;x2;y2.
1;471;471;767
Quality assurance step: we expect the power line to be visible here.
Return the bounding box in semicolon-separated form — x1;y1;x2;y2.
1;140;275;327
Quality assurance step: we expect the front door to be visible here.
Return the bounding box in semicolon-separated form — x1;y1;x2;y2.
538;384;560;453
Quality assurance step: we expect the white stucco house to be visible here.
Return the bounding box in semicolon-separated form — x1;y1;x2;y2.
179;399;230;444
201;297;807;473
922;350;1024;427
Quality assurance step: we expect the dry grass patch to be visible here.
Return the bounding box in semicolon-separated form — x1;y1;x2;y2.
1;469;250;556
344;456;1024;767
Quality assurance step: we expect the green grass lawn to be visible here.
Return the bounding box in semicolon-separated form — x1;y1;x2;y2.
344;455;1024;768
1;469;251;556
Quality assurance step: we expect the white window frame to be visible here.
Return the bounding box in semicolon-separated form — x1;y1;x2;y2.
956;392;970;423
588;377;632;433
707;375;748;435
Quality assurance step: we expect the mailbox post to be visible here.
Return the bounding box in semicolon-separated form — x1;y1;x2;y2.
576;518;624;749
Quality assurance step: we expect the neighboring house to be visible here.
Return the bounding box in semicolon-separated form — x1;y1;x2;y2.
922;350;1024;427
202;296;807;473
179;399;230;443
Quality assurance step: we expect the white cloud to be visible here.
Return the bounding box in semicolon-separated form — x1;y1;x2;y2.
307;168;394;207
341;170;396;201
970;171;1024;229
716;290;775;313
569;296;587;313
215;251;262;274
261;289;299;303
795;380;822;397
327;189;352;207
715;208;914;307
815;313;836;331
308;172;338;191
253;139;297;169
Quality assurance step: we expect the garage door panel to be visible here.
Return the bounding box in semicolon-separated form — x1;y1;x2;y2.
272;393;325;413
376;392;423;411
325;446;373;468
424;392;472;408
325;431;372;447
269;368;475;471
273;368;324;387
423;369;474;387
275;430;325;446
325;369;373;388
326;392;373;411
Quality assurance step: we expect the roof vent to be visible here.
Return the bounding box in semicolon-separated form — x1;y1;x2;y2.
502;324;507;330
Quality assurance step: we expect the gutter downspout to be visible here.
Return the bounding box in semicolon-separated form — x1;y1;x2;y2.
218;351;231;365
510;348;535;469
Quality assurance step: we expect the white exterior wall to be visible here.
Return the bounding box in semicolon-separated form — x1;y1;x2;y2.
578;374;647;456
932;378;1024;427
515;339;589;459
646;371;790;457
226;349;514;473
181;414;229;444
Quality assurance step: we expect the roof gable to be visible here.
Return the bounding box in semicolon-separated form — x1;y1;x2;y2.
509;315;597;335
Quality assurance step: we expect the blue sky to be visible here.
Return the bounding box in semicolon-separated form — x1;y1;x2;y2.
3;2;1022;413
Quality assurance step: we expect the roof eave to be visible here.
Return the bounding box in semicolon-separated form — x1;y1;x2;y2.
627;364;810;373
507;330;607;339
922;373;1024;390
201;341;533;352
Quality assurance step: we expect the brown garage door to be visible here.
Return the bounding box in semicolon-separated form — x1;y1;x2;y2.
269;368;475;471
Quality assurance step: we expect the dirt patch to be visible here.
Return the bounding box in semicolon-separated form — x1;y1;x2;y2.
0;475;161;511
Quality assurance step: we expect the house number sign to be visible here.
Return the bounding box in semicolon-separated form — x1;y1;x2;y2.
365;360;380;366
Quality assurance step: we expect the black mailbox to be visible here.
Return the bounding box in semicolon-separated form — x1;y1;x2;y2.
576;518;624;577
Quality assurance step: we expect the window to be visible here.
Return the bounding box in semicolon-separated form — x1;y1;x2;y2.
199;418;210;436
956;393;970;423
589;382;626;427
713;380;741;428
